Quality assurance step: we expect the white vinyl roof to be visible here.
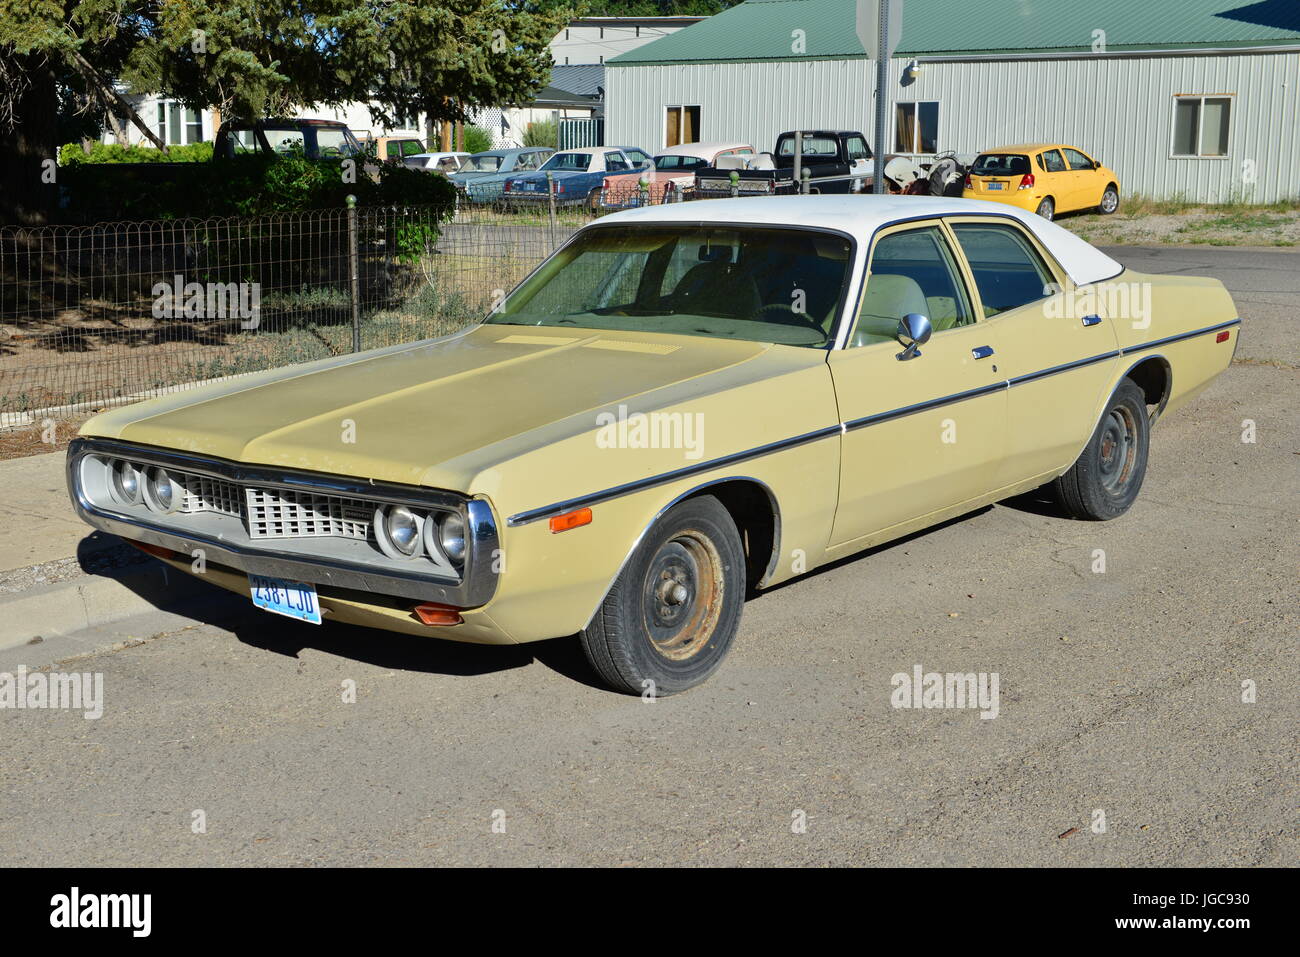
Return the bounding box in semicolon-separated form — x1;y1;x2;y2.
598;195;1125;286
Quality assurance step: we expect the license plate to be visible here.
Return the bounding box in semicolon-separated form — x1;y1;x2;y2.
987;182;1004;190
250;575;321;625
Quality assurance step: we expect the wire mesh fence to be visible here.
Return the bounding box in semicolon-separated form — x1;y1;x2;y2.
0;199;607;421
0;178;779;423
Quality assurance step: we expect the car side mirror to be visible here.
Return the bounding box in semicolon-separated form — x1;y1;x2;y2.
896;313;932;361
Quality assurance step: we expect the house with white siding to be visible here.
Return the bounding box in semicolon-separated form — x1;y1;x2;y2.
606;0;1300;202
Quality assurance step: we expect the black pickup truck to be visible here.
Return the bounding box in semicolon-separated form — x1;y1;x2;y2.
694;130;874;197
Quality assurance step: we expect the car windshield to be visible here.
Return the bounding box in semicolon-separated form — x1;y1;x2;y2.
542;152;591;172
654;155;708;170
486;225;853;348
462;155;504;172
972;154;1031;176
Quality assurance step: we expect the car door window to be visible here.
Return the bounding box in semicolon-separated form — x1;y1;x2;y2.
1041;150;1067;173
850;226;974;347
1063;148;1094;171
845;136;871;162
605;152;629;171
950;223;1055;317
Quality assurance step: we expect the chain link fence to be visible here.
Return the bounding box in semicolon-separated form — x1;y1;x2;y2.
0;198;610;422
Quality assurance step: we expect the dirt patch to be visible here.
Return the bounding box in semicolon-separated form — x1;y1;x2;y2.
1062;201;1300;247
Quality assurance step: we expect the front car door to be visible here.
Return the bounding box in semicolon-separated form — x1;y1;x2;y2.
1062;147;1102;210
826;220;1007;552
946;217;1122;486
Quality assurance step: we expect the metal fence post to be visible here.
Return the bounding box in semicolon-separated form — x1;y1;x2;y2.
729;170;739;198
801;168;812;194
545;172;557;247
346;194;360;353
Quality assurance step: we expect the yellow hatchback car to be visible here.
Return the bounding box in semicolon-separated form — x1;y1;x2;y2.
963;144;1120;221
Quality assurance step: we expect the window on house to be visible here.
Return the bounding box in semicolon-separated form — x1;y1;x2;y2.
894;102;938;153
665;106;700;147
1173;96;1232;157
156;102;204;144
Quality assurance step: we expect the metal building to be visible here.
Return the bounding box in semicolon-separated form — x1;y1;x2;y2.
606;0;1300;203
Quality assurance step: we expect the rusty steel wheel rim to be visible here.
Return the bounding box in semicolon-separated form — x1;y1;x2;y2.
640;530;724;662
1098;405;1138;493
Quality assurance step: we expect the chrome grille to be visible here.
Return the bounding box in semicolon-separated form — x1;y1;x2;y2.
178;473;243;518
245;487;372;541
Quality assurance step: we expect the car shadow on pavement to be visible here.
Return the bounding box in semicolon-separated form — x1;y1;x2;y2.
73;533;608;689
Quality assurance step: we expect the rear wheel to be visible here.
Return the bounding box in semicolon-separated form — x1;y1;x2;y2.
1051;379;1149;520
1099;185;1120;214
579;495;745;696
587;188;602;211
1035;197;1055;220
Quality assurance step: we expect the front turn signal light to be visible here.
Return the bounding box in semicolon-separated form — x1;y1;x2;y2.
412;602;463;626
549;508;592;533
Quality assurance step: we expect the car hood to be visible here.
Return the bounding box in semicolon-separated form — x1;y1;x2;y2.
82;324;794;493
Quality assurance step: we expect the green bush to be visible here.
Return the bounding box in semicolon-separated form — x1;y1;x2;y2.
523;119;557;149
58;141;214;165
59;151;457;221
462;125;493;154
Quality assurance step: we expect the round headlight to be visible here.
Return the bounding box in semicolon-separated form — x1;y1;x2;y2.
375;505;425;560
143;467;183;514
109;459;143;505
437;512;466;564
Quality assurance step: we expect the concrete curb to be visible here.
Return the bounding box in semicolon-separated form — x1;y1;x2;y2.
0;561;239;652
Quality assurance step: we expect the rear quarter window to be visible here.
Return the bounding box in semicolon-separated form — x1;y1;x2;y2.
950;222;1056;317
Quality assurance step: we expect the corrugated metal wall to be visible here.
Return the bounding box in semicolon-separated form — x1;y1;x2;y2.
607;52;1300;202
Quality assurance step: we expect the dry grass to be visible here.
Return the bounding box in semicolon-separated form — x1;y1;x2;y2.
1063;195;1300;247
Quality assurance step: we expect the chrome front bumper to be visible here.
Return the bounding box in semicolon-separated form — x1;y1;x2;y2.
66;437;500;607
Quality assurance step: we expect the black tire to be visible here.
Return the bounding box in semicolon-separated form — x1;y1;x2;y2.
1051;379;1149;520
587;188;602;211
1099;185;1120;215
579;495;745;696
1035;197;1055;221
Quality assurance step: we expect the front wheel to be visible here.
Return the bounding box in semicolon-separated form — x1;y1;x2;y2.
1099;185;1120;214
579;495;745;695
1035;197;1055;220
1050;379;1149;520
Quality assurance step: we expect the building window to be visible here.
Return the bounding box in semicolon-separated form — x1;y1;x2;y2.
1172;95;1231;157
155;101;203;145
665;105;700;147
894;102;938;153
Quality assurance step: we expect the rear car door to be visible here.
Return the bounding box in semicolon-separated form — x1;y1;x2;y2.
1038;149;1078;211
827;221;1007;549
947;217;1121;486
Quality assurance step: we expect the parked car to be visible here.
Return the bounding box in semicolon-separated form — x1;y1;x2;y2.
449;148;555;202
601;142;755;208
963;143;1121;220
696;130;873;196
502;147;651;209
213;118;369;162
367;136;428;163
404;151;470;175
67;196;1239;695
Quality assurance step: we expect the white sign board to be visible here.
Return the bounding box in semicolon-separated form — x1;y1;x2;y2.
856;0;904;62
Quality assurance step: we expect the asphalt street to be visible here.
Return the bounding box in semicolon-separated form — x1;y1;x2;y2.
1;245;1295;866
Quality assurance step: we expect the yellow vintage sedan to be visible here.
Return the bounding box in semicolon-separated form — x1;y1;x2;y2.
963;143;1121;221
67;197;1237;694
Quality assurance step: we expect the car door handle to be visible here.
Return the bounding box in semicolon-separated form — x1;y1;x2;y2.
972;345;995;359
1082;315;1103;327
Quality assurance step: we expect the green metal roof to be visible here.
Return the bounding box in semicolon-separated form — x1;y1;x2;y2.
608;0;1300;64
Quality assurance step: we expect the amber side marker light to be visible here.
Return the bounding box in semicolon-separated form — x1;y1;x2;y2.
549;507;593;533
129;541;178;561
1216;331;1231;343
413;602;463;626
